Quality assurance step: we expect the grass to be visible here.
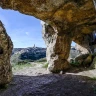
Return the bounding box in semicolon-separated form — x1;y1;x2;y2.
42;63;48;68
70;59;80;66
34;58;47;68
12;59;48;72
35;58;47;62
12;57;48;73
12;62;33;72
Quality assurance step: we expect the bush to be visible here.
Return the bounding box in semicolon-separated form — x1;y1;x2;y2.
35;58;47;62
12;62;33;71
14;60;30;65
42;63;48;68
70;59;80;66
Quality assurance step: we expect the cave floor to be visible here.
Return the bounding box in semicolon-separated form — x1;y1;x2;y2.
0;62;96;96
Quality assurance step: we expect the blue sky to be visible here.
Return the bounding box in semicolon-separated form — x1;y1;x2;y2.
0;8;75;48
0;8;46;48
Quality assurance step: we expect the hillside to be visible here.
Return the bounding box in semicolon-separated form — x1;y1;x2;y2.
11;47;46;64
11;46;81;65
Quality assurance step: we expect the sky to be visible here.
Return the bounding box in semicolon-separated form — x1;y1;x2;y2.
0;8;75;48
0;8;46;48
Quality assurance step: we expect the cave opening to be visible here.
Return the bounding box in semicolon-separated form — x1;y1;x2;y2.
0;1;96;95
0;8;48;76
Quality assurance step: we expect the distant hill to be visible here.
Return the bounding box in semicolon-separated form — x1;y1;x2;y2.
11;46;81;65
11;47;46;64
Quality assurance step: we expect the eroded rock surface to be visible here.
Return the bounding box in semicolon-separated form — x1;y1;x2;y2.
0;21;13;85
42;22;71;72
0;0;96;73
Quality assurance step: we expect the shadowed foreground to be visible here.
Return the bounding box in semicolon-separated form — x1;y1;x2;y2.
0;74;96;96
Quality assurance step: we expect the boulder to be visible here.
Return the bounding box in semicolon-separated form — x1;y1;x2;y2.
75;44;89;54
90;57;96;69
83;54;93;67
75;54;89;65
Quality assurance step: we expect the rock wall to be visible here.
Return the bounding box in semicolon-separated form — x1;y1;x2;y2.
0;21;13;85
0;0;96;81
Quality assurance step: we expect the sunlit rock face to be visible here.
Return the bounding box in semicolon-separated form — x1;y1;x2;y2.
75;44;89;54
42;22;71;73
0;21;13;85
0;0;96;73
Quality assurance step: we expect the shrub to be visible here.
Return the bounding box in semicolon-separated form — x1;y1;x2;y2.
70;59;80;66
35;58;47;62
42;63;48;68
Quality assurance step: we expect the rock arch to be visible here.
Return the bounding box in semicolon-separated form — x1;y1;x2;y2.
0;0;96;84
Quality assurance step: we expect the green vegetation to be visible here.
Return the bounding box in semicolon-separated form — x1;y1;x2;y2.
42;63;48;68
15;60;30;65
12;57;48;73
12;62;33;72
89;77;96;80
35;58;47;62
70;59;80;66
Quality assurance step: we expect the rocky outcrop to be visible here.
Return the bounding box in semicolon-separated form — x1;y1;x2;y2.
90;56;96;69
75;44;89;54
0;21;13;85
0;0;96;83
42;22;71;72
19;47;46;60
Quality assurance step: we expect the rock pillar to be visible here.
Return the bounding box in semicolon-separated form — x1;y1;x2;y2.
42;22;71;73
0;21;13;85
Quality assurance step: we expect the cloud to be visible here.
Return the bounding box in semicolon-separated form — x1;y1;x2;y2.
12;40;19;43
25;32;29;35
0;8;45;48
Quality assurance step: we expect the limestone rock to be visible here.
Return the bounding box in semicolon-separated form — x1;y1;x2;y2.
83;54;93;67
42;22;71;73
92;52;96;58
74;54;89;66
0;21;13;85
75;44;89;54
90;56;96;69
75;54;89;62
0;0;96;34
